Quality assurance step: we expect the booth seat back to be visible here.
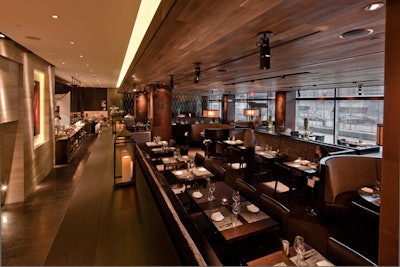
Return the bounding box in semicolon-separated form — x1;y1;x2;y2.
322;156;381;203
190;123;233;142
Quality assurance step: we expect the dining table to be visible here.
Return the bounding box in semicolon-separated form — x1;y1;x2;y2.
186;181;278;243
171;166;214;184
150;146;176;159
247;242;334;266
283;159;318;175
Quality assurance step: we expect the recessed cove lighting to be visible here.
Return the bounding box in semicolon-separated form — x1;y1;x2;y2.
340;29;373;39
364;2;384;11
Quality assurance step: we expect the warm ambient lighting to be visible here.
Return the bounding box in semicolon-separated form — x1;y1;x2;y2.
243;109;259;117
116;0;161;87
1;185;8;192
202;109;219;118
376;124;383;145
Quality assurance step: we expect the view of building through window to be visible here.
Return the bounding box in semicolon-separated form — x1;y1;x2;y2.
296;86;384;145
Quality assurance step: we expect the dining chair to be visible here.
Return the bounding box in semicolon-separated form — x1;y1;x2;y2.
204;161;227;181
257;193;291;239
226;146;246;171
326;237;377;266
260;161;294;202
234;178;257;203
194;152;205;166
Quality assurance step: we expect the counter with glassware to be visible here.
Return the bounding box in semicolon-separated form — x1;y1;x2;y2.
55;121;91;165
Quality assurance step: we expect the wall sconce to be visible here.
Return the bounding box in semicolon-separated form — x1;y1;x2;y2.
376;124;383;145
243;109;260;117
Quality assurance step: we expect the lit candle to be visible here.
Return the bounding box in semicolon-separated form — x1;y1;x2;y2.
221;198;228;206
122;155;132;182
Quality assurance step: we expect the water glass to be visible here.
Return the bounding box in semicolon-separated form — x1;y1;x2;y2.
208;182;216;200
232;191;240;202
293;236;305;265
232;201;240;226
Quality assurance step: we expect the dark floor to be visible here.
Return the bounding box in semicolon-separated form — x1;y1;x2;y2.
1;128;378;266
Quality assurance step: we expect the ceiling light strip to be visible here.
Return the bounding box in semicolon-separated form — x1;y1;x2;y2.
116;0;161;88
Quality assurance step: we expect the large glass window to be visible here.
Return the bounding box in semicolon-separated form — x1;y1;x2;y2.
296;87;383;145
235;92;275;122
296;100;335;143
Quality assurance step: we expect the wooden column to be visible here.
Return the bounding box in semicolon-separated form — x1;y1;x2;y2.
151;87;172;141
378;0;399;265
222;94;235;123
275;91;286;132
135;94;148;123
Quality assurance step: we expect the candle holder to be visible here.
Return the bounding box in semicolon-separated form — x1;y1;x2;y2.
221;198;229;206
114;125;135;187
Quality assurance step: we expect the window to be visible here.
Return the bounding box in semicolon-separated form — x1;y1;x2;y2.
296;87;383;145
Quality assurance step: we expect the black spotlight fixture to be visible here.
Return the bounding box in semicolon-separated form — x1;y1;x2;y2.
194;63;201;84
170;74;174;89
358;85;363;95
257;31;273;70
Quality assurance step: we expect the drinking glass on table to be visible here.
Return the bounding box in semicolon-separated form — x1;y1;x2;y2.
293;236;306;266
232;191;240;202
208;182;216;201
232;201;241;226
373;180;381;198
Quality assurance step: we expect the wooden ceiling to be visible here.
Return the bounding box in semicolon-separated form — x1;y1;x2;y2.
120;0;385;95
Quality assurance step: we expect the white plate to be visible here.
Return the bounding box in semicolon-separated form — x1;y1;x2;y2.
361;187;373;194
246;204;260;213
192;191;203;198
183;155;189;159
198;167;207;171
163;158;170;161
174;171;183;175
211;211;224;222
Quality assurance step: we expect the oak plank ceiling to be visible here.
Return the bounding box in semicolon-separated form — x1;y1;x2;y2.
122;0;385;95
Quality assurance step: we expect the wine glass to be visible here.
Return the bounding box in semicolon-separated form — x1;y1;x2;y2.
232;201;241;226
293;236;306;266
208;182;216;201
232;191;240;202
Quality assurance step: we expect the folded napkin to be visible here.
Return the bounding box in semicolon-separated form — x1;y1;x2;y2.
246;204;260;213
211;211;224;222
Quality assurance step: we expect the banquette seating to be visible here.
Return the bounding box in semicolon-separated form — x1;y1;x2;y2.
326;237;377;266
318;155;381;221
190;123;233;145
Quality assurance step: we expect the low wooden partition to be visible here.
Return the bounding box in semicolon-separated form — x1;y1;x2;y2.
134;143;223;266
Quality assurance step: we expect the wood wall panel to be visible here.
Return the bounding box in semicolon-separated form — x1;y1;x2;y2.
379;1;399;265
152;88;172;141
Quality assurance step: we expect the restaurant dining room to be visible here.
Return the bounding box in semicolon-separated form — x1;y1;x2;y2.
0;0;398;266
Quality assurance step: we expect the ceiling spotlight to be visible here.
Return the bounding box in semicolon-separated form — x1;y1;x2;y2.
364;2;384;11
170;74;174;89
194;63;201;84
257;31;273;70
